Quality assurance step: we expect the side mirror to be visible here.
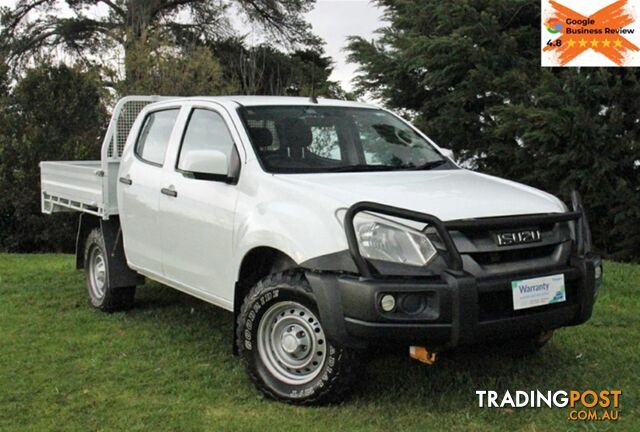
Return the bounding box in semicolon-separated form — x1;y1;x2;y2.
440;148;455;161
181;149;228;177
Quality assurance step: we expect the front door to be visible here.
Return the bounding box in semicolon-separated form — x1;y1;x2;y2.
159;106;241;306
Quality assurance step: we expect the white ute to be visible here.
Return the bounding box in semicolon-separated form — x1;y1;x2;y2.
41;96;602;404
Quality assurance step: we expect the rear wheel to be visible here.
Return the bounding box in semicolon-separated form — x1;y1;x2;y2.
84;228;135;312
237;271;358;404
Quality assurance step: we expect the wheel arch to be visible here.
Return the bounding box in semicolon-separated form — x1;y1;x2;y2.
234;246;298;312
233;246;298;354
76;214;144;288
76;213;100;270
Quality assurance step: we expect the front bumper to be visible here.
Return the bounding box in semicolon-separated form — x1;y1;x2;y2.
307;253;601;349
307;192;601;350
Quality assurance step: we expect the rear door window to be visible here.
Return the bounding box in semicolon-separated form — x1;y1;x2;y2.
135;109;180;165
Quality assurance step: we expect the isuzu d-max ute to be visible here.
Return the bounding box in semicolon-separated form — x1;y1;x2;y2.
40;96;602;404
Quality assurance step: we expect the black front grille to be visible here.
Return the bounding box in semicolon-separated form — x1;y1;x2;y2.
469;244;558;265
444;220;573;278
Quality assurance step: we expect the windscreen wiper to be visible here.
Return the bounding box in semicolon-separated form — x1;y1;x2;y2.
399;159;448;171
325;164;398;172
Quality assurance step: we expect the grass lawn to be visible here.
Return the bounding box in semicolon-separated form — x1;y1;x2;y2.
0;254;638;431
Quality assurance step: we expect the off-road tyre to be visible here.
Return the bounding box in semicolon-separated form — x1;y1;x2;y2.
236;271;358;405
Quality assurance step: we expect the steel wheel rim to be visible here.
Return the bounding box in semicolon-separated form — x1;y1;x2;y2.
89;246;106;299
257;301;327;385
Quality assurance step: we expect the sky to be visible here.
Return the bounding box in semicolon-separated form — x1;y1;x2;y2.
0;0;386;92
305;0;385;91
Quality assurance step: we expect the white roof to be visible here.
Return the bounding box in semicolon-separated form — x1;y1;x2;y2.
150;95;378;109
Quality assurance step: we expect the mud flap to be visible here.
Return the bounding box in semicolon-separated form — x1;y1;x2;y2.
76;214;144;288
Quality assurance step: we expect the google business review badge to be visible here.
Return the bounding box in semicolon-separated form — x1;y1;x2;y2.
542;0;640;66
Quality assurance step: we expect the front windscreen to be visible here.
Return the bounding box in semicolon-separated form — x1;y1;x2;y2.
239;106;455;174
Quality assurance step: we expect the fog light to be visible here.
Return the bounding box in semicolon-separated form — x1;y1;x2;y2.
380;294;396;312
595;265;602;280
401;294;424;314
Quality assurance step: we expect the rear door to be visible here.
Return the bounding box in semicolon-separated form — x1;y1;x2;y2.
118;107;182;274
159;104;242;306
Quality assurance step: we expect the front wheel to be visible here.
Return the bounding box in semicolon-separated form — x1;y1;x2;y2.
237;271;358;404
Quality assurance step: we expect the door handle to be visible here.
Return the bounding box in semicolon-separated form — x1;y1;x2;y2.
161;187;178;198
119;176;132;185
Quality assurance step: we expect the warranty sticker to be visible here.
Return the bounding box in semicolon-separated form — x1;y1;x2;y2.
512;274;566;311
542;0;640;66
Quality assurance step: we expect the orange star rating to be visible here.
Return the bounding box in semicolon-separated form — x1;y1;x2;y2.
602;39;611;47
578;39;587;47
590;39;599;47
567;39;576;47
615;39;623;47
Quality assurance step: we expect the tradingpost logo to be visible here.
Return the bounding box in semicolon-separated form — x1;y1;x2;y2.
476;389;622;422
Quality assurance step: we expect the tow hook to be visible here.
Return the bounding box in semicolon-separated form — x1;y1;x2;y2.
409;346;437;365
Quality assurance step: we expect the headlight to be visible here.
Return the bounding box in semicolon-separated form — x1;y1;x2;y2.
337;210;437;266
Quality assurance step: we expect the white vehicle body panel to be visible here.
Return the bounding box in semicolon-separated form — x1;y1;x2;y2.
157;103;243;308
40;161;106;216
277;169;566;222
118;102;185;275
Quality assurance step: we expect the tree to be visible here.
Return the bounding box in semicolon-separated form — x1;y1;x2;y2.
0;60;9;98
0;64;107;252
117;34;236;96
490;69;640;260
347;0;640;261
0;0;318;78
210;38;349;98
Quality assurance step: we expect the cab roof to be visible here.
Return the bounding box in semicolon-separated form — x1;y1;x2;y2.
155;95;378;110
